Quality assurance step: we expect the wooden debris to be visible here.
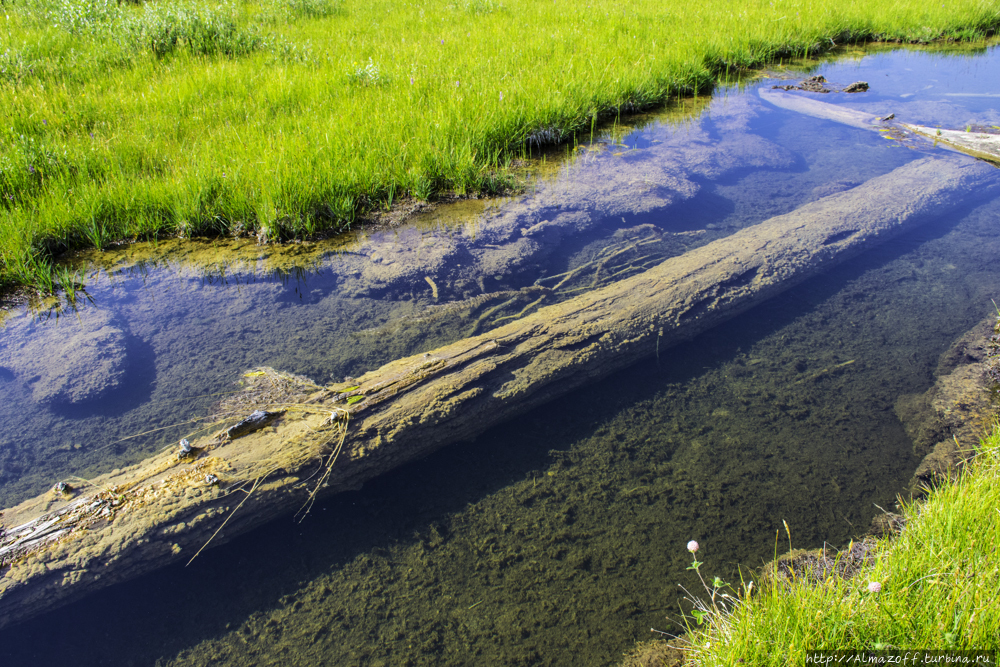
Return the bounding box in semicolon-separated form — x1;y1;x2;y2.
1;150;998;630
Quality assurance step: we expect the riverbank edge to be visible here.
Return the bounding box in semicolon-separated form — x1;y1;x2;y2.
620;314;1000;666
5;28;1000;298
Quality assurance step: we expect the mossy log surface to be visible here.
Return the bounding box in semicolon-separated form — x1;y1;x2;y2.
0;154;997;630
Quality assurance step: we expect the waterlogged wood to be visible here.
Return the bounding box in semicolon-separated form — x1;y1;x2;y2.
760;88;1000;163
759;88;885;129
902;124;1000;163
1;155;998;630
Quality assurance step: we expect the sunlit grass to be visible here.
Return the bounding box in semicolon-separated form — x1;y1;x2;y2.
682;421;1000;664
2;0;1000;291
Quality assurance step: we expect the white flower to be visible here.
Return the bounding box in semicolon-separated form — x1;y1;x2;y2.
687;540;699;553
867;581;882;593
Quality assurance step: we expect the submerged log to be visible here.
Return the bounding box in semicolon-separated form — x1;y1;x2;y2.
760;87;1000;163
758;88;884;129
902;124;1000;164
0;153;998;629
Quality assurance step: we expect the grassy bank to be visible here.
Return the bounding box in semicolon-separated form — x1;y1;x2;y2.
2;0;1000;292
676;421;1000;665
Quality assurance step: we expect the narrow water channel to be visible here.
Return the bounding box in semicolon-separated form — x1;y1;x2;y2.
2;44;1000;665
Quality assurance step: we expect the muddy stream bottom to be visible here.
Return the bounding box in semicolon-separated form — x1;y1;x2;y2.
2;45;1000;665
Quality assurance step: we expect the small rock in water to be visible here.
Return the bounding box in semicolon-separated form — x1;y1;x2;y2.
798;75;831;93
772;76;867;95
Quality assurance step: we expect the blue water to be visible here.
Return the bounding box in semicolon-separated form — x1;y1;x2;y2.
2;43;1000;666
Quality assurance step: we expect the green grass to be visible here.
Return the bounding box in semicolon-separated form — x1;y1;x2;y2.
681;422;1000;665
2;0;1000;293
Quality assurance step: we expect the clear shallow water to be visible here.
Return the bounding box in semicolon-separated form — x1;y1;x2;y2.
0;87;815;507
2;43;1000;666
803;43;1000;118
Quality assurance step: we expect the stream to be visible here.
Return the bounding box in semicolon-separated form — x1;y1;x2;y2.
2;43;1000;665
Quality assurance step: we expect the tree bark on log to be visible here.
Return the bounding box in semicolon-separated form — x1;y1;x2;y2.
0;153;997;630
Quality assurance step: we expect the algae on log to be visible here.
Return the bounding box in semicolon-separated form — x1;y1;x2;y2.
0;154;998;630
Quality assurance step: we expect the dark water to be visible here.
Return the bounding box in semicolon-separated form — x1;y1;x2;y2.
2;44;1000;666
